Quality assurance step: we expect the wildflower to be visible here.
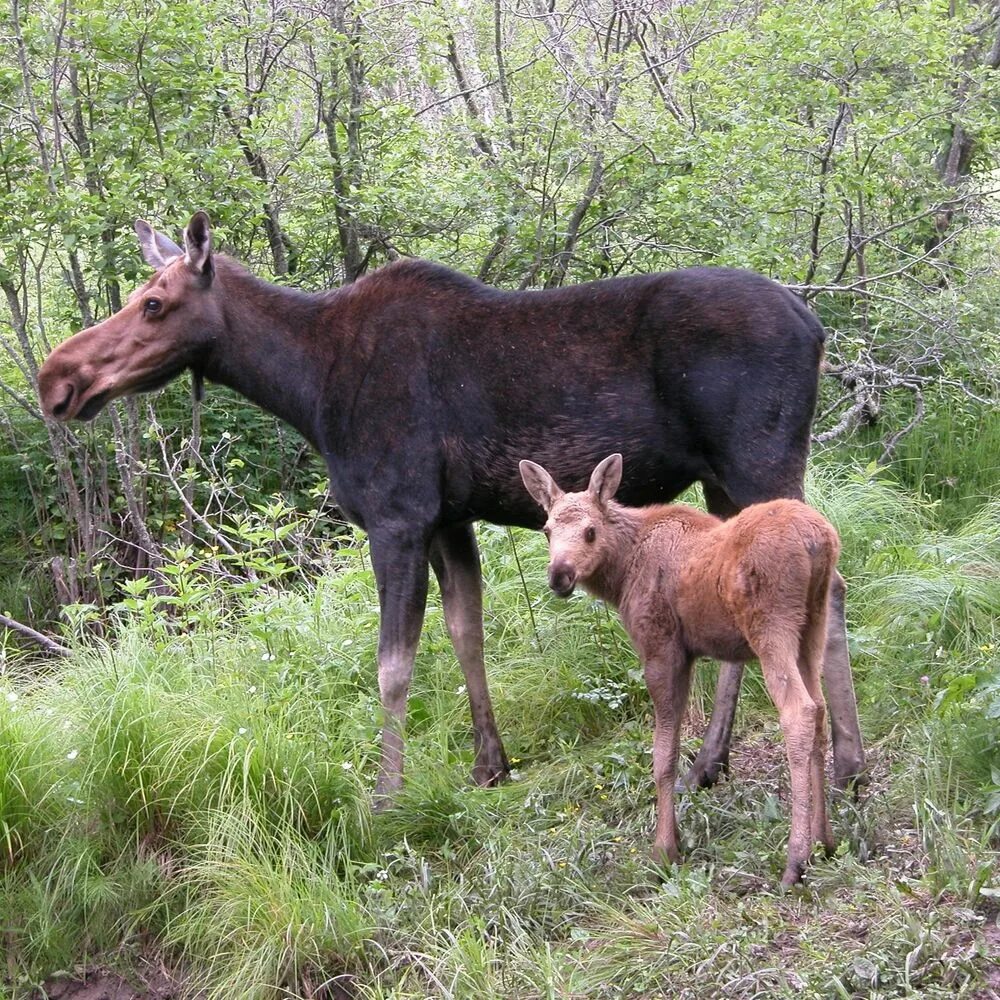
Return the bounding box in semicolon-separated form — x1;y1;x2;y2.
248;685;258;694
261;652;276;662
5;691;17;704
238;727;248;735
66;749;79;761
456;684;467;695
920;676;930;686
341;760;354;770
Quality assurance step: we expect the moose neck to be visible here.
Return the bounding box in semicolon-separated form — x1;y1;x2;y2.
581;503;644;607
201;258;336;447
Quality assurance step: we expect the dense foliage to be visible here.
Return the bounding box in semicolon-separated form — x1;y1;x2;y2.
0;0;998;614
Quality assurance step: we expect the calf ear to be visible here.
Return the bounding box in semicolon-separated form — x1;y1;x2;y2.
588;453;623;503
519;459;563;512
183;211;214;279
134;220;183;269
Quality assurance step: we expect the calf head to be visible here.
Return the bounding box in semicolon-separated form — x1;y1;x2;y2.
38;212;222;422
519;453;623;596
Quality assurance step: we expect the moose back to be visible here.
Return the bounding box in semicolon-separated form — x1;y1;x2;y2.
37;212;865;800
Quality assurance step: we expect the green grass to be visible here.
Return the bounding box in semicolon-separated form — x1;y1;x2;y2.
1;458;998;998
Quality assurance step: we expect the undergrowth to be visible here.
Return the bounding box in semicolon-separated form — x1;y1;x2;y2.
0;458;998;998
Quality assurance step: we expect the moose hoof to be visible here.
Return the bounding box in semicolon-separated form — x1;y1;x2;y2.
677;755;729;793
372;774;404;811
832;763;869;800
471;760;510;788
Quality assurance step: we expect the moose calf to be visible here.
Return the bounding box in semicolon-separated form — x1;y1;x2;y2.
520;453;840;886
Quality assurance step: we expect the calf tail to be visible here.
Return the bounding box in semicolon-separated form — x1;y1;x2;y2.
802;523;840;675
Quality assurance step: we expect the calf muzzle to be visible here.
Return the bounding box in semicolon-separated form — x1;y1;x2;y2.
548;564;577;598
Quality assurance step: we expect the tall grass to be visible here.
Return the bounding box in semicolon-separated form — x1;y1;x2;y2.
1;456;998;998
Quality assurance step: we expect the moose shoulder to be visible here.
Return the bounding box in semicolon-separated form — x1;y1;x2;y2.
37;211;865;802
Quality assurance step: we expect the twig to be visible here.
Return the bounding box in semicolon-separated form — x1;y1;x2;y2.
0;612;70;657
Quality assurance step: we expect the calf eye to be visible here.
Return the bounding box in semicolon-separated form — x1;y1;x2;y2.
584;526;596;543
144;298;162;316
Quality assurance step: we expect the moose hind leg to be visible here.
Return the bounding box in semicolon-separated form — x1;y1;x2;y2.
823;572;867;793
370;530;431;806
679;661;743;790
679;482;747;791
430;523;510;786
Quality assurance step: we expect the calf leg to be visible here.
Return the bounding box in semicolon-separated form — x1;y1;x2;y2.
370;530;431;805
801;605;835;854
696;487;867;795
759;644;820;886
823;572;867;792
803;677;834;855
643;648;693;865
429;523;510;786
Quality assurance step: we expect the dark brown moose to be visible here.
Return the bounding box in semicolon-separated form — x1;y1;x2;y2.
37;211;865;803
520;453;839;885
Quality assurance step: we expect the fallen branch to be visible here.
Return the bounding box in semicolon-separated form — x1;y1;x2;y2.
0;612;70;657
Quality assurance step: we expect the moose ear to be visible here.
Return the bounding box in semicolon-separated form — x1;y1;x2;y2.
519;459;563;512
183;211;214;280
588;453;623;503
134;220;182;270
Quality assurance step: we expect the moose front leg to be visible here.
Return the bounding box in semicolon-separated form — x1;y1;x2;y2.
370;531;430;805
429;523;510;786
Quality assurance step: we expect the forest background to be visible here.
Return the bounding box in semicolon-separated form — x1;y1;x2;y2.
1;0;999;998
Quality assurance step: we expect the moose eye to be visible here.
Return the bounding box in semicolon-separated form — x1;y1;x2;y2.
584;526;596;544
144;298;162;316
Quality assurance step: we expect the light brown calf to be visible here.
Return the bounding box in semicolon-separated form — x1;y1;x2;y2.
520;453;840;886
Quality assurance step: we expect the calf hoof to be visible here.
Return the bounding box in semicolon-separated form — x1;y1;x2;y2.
780;861;807;889
651;843;681;871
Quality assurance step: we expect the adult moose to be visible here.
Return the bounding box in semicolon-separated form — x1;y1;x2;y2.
38;211;866;802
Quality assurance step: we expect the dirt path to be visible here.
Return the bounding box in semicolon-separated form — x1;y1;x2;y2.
38;966;181;1000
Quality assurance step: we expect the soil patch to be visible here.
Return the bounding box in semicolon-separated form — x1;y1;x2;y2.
36;963;182;1000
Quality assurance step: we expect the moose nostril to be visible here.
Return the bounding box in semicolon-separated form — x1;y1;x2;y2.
51;382;74;418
